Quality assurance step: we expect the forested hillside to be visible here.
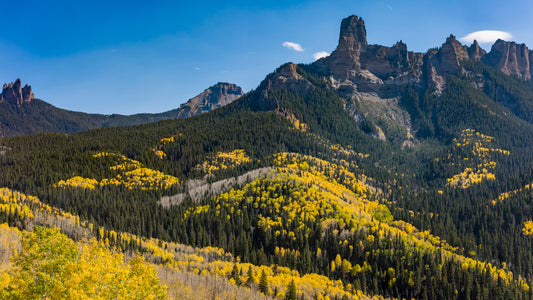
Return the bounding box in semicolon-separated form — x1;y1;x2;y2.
3;14;533;299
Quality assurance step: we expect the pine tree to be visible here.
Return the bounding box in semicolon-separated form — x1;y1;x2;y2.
259;269;268;294
246;265;255;287
286;279;297;300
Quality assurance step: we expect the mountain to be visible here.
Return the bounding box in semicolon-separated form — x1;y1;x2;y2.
174;82;244;119
0;78;34;105
103;82;244;127
2;14;533;299
0;81;243;137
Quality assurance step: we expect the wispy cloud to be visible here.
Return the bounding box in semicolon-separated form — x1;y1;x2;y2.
459;30;513;44
282;41;304;52
313;51;330;60
195;67;200;71
386;4;392;11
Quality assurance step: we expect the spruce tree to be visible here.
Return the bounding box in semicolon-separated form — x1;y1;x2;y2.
286;279;297;300
246;266;255;287
259;269;268;294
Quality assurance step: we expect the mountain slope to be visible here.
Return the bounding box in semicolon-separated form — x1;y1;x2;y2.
0;81;243;137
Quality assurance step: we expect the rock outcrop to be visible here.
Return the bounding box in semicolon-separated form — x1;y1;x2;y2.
0;79;34;106
430;35;470;73
315;15;367;80
484;39;532;80
263;63;314;95
176;82;244;118
468;40;486;61
316;15;533;92
315;15;424;91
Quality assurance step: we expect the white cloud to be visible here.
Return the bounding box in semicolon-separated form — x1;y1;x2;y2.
386;4;392;11
282;41;304;52
195;67;200;71
313;51;330;60
459;30;513;44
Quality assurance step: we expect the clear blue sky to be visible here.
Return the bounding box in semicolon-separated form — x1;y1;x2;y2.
1;0;532;114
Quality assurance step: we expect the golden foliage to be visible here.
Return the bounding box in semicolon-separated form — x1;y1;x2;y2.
197;149;252;174
55;176;99;190
55;152;180;190
491;182;533;206
153;150;167;160
0;226;166;299
522;221;533;236
446;129;508;189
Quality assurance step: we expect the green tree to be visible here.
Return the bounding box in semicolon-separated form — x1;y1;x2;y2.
246;265;255;287
259;269;268;294
286;279;297;300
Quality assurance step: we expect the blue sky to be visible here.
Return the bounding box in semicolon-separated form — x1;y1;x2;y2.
1;0;532;114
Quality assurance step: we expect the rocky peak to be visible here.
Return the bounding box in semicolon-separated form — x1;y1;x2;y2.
468;40;486;61
0;79;34;106
484;39;531;80
261;63;314;97
206;82;243;104
338;15;368;51
314;16;370;80
434;35;470;73
315;15;424;90
176;82;244;118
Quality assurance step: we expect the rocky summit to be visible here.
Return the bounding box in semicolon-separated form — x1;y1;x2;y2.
485;39;533;79
0;79;34;106
315;15;533;91
176;82;244;118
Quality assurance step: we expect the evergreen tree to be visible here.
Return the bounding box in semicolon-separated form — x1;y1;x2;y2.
259;269;268;294
246;265;255;287
286;279;297;300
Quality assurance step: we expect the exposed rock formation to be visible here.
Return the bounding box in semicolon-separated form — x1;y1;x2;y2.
316;15;533;91
315;15;367;80
315;15;424;91
338;15;368;50
0;79;34;106
430;35;470;73
176;82;244;118
263;63;314;95
468;40;486;61
484;39;532;80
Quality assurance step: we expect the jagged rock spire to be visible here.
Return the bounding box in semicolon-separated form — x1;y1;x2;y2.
0;79;34;106
337;15;367;51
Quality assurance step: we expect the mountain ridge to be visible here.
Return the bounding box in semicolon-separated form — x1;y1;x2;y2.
0;81;243;137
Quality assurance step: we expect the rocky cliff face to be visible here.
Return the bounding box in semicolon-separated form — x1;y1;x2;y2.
0;79;34;106
315;15;424;92
484;39;532;79
315;15;533;90
266;15;533;143
468;40;486;61
176;82;244;118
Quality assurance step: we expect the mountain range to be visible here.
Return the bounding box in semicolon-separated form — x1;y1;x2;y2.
2;14;533;299
0;81;243;137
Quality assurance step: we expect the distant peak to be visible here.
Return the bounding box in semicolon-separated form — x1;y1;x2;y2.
0;78;34;106
338;15;367;51
207;82;243;96
176;82;244;118
445;34;460;45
